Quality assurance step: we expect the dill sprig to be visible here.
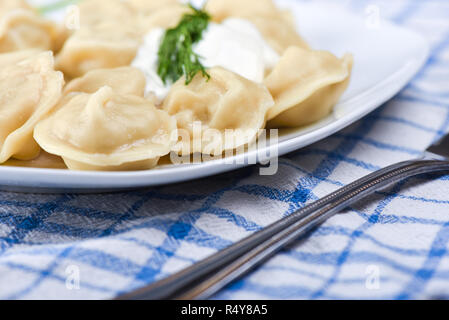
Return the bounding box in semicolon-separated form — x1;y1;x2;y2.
157;5;211;85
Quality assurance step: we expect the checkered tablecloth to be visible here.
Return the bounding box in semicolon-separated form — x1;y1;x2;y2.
1;0;449;300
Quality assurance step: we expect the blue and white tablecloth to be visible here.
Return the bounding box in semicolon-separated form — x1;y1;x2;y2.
1;0;449;300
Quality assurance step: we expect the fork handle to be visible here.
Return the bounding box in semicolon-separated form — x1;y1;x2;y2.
117;159;449;300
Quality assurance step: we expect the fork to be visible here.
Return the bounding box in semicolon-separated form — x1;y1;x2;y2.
117;133;449;300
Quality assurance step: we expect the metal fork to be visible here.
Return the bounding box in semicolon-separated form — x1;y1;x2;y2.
117;133;449;300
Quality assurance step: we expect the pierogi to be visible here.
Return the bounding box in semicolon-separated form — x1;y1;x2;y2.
64;67;146;97
128;0;180;14
163;67;274;156
34;86;177;171
0;0;33;16
78;0;137;29
205;0;309;53
56;23;141;79
0;5;62;53
138;3;192;33
265;46;353;128
205;0;282;22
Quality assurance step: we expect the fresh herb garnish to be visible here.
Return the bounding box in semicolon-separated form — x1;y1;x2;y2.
157;4;211;85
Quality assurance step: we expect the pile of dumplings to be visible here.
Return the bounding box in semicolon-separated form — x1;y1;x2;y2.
0;0;353;171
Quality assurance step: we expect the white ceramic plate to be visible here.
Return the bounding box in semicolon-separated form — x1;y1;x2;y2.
0;0;429;193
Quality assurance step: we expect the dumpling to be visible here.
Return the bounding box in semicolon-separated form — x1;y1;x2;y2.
205;0;308;54
34;86;177;171
128;0;180;14
2;151;67;169
205;0;280;22
0;51;64;163
0;0;33;15
243;16;309;54
0;1;65;53
76;0;185;35
0;48;39;64
138;3;191;33
64;67;146;96
265;46;353;128
56;23;141;79
0;10;62;53
162;67;274;155
77;0;137;29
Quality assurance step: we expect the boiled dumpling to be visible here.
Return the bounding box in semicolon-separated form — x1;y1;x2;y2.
0;51;64;163
34;86;177;171
265;46;353;128
0;48;39;64
162;67;274;156
2;151;67;169
0;10;62;53
138;3;191;33
56;23;141;79
0;0;33;15
128;0;180;14
205;0;280;22
243;16;309;54
77;0;137;29
205;0;308;53
64;67;146;96
77;0;185;35
0;1;64;53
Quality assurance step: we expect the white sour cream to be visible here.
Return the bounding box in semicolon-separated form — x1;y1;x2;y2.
132;18;279;103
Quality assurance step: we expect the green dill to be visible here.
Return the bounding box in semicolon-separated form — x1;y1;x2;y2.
157;4;211;85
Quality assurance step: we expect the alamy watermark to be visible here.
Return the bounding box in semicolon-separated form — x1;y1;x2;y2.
65;5;80;30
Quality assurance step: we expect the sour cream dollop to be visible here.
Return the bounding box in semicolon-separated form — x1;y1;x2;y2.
131;18;279;103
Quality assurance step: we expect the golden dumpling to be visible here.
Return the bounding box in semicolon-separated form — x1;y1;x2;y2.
34;86;177;171
78;0;137;29
265;46;353;128
0;10;61;53
0;48;39;64
205;0;308;54
138;3;191;33
243;16;309;54
0;0;33;15
0;51;64;163
78;0;185;35
56;23;141;79
128;0;179;14
205;0;280;22
163;67;274;156
2;151;67;169
64;67;146;96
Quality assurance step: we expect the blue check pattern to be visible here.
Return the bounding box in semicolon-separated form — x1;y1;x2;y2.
1;0;449;299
